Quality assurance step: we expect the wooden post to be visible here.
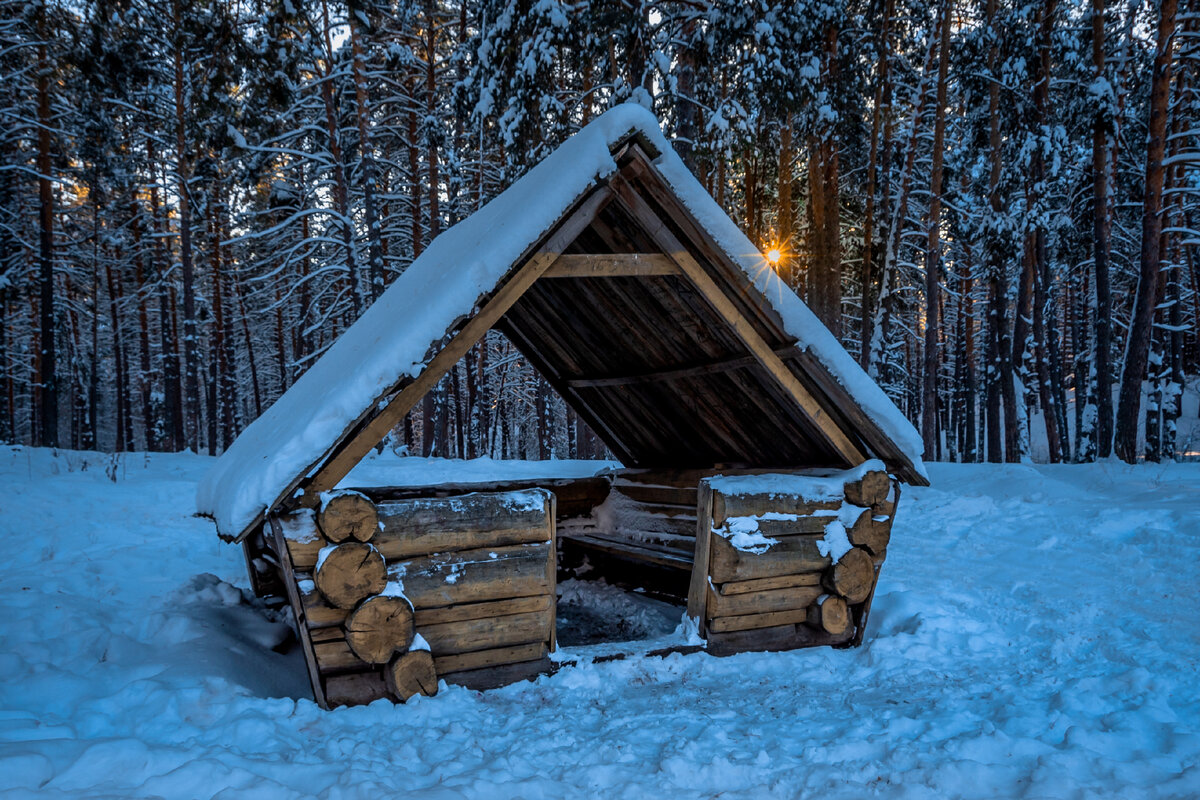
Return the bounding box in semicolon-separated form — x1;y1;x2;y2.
686;480;715;637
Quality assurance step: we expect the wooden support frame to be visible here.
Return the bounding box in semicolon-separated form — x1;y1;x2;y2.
606;175;868;467
686;481;716;637
293;187;616;507
542;253;678;278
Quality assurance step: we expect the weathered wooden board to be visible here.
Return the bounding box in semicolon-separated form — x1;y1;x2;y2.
708;532;831;583
374;490;552;560
418;607;554;656
716;572;822;596
704;622;854;657
393;542;553;608
412;595;552;627
705;584;823;618
707;607;815;633
434;642;549;675
711;494;841;528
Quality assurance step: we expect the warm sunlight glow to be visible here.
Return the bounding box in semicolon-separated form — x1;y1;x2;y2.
766;248;782;265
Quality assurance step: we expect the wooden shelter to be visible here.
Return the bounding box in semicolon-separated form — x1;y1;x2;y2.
198;104;927;709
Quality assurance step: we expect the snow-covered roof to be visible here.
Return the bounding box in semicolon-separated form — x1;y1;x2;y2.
197;103;926;542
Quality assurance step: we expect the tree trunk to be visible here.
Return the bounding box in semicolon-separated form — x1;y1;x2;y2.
36;0;57;448
350;17;385;302
921;0;952;460
173;1;200;451
1115;0;1177;463
1090;0;1114;458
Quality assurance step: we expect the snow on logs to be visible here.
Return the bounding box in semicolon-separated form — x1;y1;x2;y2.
271;488;556;708
696;464;898;651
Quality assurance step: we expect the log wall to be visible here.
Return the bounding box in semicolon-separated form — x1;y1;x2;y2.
686;466;899;655
269;488;557;708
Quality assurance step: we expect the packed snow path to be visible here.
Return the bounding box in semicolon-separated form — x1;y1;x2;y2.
2;448;1198;798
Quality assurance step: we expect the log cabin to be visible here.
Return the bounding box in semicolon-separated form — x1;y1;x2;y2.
196;103;928;709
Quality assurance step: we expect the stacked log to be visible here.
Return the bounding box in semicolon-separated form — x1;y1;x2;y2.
691;464;900;655
269;488;556;708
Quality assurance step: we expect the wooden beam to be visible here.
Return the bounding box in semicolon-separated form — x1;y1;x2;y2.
541;253;678;278
291;185;616;509
566;348;795;389
607;176;868;467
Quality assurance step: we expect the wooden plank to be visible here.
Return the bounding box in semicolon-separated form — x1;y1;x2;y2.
440;656;554;691
560;532;693;570
607;174;868;469
412;595;552;627
708;532;831;583
707;607;813;633
396;542;553;609
255;185;615;539
418;607;553;656
434;642;549;675
686;481;715;635
542;252;678;278
717;572;822;596
268;515;328;709
375;523;551;562
706;584;823;618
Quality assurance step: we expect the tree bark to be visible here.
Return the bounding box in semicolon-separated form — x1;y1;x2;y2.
921;0;952;460
1115;0;1177;463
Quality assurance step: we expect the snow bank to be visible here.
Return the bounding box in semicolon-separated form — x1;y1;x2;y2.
5;448;1200;798
197;103;923;541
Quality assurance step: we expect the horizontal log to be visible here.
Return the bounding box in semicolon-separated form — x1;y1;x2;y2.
375;524;551;562
843;470;891;508
440;656;554;691
846;514;892;556
707;607;813;633
823;547;875;604
394;542;553;608
542;252;678;278
300;585;349;629
387;649;438;702
708;533;830;583
317;490;379;543
323;671;388;708
706;584;823;618
375;489;551;547
413;595;552;627
314;541;387;609
434;642;549;675
313;639;370;673
418;607;553;656
716;572;822;596
807;595;850;635
362;477;610;521
704;622;853;657
710;493;841;528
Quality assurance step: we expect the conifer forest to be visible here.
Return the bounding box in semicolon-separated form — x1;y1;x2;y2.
1;0;1197;465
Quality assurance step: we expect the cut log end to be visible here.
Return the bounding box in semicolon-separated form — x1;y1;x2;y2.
318;492;380;543
847;513;892;556
345;595;415;664
824;547;875;604
807;595;850;635
386;649;438;702
844;470;891;508
314;542;388;609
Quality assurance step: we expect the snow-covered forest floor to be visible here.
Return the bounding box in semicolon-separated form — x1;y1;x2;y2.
2;448;1199;798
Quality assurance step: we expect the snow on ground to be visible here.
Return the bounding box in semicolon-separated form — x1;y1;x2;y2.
3;446;1199;798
